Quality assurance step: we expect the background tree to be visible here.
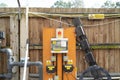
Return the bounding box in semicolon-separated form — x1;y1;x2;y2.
0;3;7;7
72;0;84;8
101;0;120;8
51;0;84;8
51;0;73;8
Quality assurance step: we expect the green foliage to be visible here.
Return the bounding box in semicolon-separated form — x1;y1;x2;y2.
0;3;7;7
51;0;84;8
101;0;120;8
51;0;73;8
72;0;84;8
116;2;120;8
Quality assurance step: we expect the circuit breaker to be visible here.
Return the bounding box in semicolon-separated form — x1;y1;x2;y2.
51;38;68;53
46;65;56;73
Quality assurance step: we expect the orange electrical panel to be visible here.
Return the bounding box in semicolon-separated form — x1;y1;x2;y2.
43;27;76;80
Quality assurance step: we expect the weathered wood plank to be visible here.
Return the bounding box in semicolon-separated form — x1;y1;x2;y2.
114;18;120;73
10;15;19;80
104;19;109;71
0;17;10;80
108;19;115;72
98;20;105;68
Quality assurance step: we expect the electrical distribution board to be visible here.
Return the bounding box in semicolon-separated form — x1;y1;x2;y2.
51;38;68;53
43;27;76;80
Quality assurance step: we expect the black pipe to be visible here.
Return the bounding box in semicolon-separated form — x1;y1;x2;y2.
17;0;21;79
0;73;12;79
0;48;13;79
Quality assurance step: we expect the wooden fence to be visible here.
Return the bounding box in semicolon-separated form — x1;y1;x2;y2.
0;8;120;80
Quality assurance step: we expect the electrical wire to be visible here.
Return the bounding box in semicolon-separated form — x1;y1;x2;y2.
29;12;87;18
1;11;119;28
84;19;120;27
30;13;74;26
0;8;120;18
29;12;120;27
17;0;21;20
29;12;120;18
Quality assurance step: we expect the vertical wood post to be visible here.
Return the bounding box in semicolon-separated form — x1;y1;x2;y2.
20;14;29;80
10;15;19;80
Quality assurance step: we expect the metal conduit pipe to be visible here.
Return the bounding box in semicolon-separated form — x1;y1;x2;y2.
0;48;43;80
10;61;43;80
0;73;12;79
0;48;13;79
